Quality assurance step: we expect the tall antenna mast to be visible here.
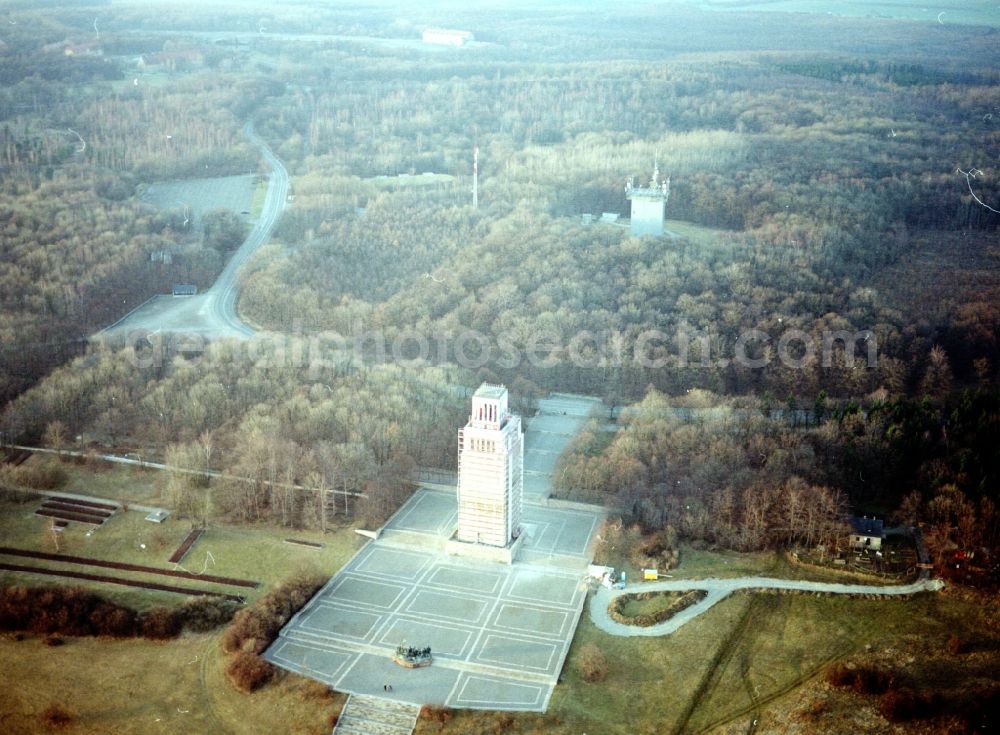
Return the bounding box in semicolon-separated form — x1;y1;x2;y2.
473;146;479;209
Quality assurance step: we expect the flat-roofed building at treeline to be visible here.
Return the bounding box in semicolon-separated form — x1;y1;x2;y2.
456;383;523;548
422;28;474;47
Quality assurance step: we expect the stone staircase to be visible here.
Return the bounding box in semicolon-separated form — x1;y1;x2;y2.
332;694;420;735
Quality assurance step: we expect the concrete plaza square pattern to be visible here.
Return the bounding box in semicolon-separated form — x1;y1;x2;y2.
385;490;458;536
404;588;491;625
425;564;504;595
493;602;570;638
354;546;432;580
265;393;605;712
453;674;546;708
510;572;578;607
323;574;408;609
300;603;384;641
265;488;602;712
474;633;558;673
267;639;356;685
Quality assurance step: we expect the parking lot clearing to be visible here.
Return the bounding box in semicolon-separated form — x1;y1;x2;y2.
139;174;257;227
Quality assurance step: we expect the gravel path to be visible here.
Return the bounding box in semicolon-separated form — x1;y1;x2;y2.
589;575;945;637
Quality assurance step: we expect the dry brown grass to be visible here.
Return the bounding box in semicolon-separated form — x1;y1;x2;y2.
0;632;342;735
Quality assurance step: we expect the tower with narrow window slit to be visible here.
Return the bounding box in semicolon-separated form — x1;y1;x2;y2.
626;163;670;237
456;383;523;548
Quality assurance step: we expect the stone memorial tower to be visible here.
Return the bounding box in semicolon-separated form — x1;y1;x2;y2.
455;384;524;551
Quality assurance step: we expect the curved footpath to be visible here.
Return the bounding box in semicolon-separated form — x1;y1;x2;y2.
590;575;945;637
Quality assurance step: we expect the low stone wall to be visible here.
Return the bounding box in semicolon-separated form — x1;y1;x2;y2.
735;586;918;601
786;551;915;585
542;496;609;514
380;528;447;551
445;533;525;565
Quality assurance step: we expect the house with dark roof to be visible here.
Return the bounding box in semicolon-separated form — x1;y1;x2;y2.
849;516;885;551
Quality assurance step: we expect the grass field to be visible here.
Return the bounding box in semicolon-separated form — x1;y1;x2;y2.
667;545;779;579
0;494;364;610
423;589;985;735
619;591;690;618
606;540;917;591
58;464;162;504
606;542;828;588
2;456;365;606
370;172;457;189
0;493;364;734
0;631;343;735
9;454;163;504
665;219;733;249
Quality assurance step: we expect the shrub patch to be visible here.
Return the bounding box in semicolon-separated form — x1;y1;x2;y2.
608;589;708;627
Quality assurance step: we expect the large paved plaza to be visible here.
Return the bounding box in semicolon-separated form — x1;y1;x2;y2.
265;394;603;712
265;491;600;711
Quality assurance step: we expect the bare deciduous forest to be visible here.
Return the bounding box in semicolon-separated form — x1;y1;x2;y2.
1;4;999;735
0;1;998;576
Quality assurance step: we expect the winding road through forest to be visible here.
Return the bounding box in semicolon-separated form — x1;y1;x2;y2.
101;121;288;341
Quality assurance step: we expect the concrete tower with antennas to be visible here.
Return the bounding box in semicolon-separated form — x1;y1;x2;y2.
625;162;670;237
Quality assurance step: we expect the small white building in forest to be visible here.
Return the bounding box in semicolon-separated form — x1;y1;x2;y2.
849;516;885;551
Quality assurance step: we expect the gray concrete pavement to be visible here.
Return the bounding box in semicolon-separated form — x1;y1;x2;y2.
523;394;602;502
264;499;599;712
265;393;607;714
265;413;605;715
